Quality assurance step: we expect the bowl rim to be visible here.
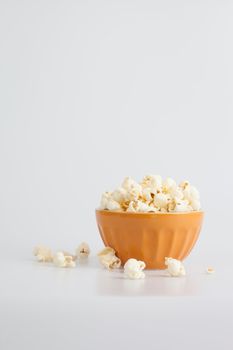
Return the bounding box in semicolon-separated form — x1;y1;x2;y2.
96;209;204;216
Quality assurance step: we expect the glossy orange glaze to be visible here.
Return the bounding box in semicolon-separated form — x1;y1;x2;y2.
96;210;204;269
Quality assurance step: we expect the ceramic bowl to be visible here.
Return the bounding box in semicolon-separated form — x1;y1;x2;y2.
96;210;204;269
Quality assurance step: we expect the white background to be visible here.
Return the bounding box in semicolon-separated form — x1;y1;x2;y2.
0;1;233;349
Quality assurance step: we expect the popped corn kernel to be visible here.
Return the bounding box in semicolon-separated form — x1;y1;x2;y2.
76;242;90;259
99;192;121;211
136;200;157;212
126;201;137;212
190;198;201;211
98;247;121;269
179;180;190;190
124;258;146;279
141;174;162;194
206;267;215;274
122;177;142;200
162;177;177;192
174;200;192;212
53;251;76;268
165;257;186;277
33;246;53;262
141;188;153;202
112;187;127;203
183;185;200;202
153;193;170;210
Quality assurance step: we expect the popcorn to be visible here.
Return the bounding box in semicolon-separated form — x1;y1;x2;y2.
141;174;162;194
127;200;158;212
174;200;192;212
190;198;201;211
137;201;157;212
122;177;142;201
153;193;170;209
141;188;153;202
165;257;186;277
98;247;121;269
53;251;76;268
99;192;121;211
33;246;53;262
99;175;201;213
126;201;137;212
183;185;200;202
124;258;146;279
179;180;190;190
112;187;127;203
206;267;215;274
162;177;177;193
76;242;90;259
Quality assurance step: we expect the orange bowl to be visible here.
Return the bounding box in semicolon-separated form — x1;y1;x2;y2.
96;210;204;269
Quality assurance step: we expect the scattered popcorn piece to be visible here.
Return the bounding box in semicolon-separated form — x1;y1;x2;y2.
98;247;115;257
53;251;76;268
165;257;186;277
124;258;146;279
100;255;121;269
206;267;215;274
33;246;53;262
76;242;90;259
98;247;121;269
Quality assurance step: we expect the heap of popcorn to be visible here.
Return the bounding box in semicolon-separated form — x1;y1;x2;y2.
100;175;201;213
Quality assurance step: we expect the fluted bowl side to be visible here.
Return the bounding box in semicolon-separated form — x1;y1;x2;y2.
96;210;204;269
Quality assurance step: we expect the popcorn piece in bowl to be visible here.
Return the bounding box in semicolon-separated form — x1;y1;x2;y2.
127;200;158;213
121;177;142;201
136;200;157;212
162;177;177;193
100;192;121;211
112;187;128;204
76;242;90;259
141;174;162;194
53;251;76;268
153;193;170;210
99;175;201;213
174;199;192;212
33;246;53;262
98;247;121;269
141;188;153;202
124;258;146;279
165;257;186;277
126;201;137;212
179;180;190;190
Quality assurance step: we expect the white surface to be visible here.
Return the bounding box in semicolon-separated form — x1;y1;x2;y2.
1;255;233;350
1;0;233;348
